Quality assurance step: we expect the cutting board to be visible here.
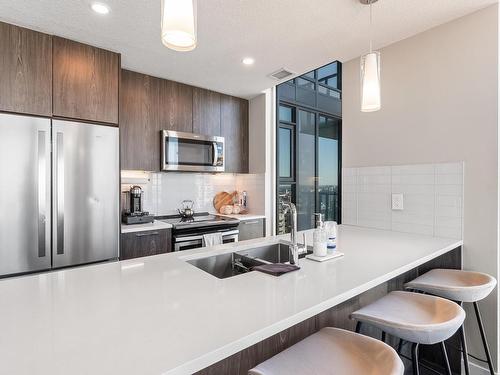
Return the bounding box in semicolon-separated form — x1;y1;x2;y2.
213;191;237;212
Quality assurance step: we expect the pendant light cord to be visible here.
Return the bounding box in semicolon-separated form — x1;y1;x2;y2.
369;0;373;53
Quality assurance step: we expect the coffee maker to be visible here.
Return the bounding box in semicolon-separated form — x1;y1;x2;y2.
122;185;155;224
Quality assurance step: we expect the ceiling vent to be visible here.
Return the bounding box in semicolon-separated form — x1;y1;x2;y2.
269;68;295;81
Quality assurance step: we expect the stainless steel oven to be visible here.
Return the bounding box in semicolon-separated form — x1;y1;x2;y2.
174;228;239;251
161;130;224;172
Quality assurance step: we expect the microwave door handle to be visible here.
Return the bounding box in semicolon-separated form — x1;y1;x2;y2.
212;142;218;166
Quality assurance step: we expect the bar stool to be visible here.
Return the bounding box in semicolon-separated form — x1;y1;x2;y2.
405;269;497;375
351;291;465;375
248;327;404;375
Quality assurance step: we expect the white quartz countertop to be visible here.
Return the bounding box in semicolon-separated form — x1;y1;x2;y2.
121;220;173;233
220;213;266;221
0;226;462;375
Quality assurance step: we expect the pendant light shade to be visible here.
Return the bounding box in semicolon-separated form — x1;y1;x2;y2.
360;51;381;112
360;0;381;112
161;0;197;52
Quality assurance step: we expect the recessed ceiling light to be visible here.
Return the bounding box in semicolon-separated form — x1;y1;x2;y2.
91;2;110;15
242;57;255;66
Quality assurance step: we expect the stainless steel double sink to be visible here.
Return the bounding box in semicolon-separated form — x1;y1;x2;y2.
187;241;310;279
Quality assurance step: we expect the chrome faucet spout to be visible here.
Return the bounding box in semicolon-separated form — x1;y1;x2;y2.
282;201;299;265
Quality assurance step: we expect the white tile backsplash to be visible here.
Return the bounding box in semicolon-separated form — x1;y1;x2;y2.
342;162;464;239
122;172;265;216
355;166;392;230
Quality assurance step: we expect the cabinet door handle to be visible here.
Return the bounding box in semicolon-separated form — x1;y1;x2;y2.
243;220;260;225
135;232;159;237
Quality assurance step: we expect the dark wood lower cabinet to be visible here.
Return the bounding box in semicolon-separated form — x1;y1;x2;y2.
195;247;462;375
238;219;265;241
120;229;172;260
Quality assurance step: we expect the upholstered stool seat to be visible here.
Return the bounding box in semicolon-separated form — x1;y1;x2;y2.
248;327;404;375
405;269;497;375
405;269;496;303
351;291;465;375
351;291;465;345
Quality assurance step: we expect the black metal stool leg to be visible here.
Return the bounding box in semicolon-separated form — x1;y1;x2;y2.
440;341;452;375
411;343;420;375
355;321;362;333
397;339;404;355
473;301;495;375
459;324;470;375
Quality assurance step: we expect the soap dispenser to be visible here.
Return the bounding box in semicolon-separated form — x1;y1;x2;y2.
313;213;327;257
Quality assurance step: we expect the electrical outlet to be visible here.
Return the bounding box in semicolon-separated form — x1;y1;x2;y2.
392;193;404;210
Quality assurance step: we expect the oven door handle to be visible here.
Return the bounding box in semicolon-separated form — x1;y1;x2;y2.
174;229;239;243
174;234;204;243
174;239;203;251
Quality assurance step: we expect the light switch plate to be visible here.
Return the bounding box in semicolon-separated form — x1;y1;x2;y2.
392;193;404;210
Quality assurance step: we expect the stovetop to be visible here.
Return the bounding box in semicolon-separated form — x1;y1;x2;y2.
157;212;239;231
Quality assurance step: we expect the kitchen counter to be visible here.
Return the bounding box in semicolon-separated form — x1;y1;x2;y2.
121;220;172;233
0;226;462;375
220;213;266;221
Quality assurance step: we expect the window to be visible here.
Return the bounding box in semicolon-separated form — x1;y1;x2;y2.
318;116;340;222
302;71;315;80
279;105;295;123
297;77;315;90
318;62;340;89
297;110;316;231
278;126;293;179
318;85;341;99
276;61;342;234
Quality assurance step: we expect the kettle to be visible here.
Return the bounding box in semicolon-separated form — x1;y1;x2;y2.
178;200;195;218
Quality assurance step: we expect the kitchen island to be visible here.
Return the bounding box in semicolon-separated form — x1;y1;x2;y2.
0;225;462;375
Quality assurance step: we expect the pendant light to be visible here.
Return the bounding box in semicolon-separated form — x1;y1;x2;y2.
161;0;197;52
360;0;381;112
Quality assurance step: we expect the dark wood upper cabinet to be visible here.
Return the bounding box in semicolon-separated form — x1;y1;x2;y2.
120;70;160;171
158;79;193;133
0;22;52;116
193;87;221;136
221;94;249;173
119;69;249;173
52;36;119;124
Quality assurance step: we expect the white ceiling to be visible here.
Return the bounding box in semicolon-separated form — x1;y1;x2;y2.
0;0;496;99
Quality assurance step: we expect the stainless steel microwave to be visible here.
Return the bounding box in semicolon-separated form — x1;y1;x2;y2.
161;130;225;172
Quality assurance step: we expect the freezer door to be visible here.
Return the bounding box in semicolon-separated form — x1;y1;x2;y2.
52;120;119;268
0;114;51;276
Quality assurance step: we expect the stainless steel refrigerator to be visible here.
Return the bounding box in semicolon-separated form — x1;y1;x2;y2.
0;113;119;277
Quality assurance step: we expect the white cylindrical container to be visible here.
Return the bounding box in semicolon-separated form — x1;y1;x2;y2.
325;221;337;254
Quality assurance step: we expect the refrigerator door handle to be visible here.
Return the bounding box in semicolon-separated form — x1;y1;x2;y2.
37;130;47;258
55;132;64;255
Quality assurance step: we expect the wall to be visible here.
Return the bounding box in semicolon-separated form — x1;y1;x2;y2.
342;5;498;371
121;171;265;216
249;89;276;235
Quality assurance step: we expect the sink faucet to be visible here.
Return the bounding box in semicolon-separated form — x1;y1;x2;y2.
281;201;302;265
